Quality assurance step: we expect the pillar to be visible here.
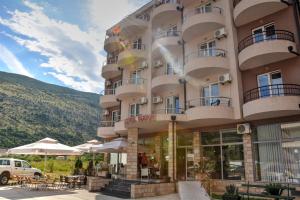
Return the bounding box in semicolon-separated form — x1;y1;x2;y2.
154;134;161;163
126;128;138;180
193;131;201;165
243;133;255;182
168;121;176;182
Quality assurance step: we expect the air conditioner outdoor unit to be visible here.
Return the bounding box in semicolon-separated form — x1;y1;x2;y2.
154;60;163;68
237;123;251;134
103;110;109;116
152;96;163;104
139;97;148;105
214;28;227;39
105;80;112;86
219;73;232;84
140;61;148;70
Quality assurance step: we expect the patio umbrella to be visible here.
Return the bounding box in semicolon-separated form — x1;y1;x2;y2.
7;137;82;172
91;138;128;174
73;139;102;153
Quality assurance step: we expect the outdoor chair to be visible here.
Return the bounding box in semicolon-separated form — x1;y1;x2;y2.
9;175;19;186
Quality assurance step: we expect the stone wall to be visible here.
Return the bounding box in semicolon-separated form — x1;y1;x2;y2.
87;177;111;192
131;182;176;199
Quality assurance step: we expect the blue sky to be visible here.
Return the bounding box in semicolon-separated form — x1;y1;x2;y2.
0;0;150;93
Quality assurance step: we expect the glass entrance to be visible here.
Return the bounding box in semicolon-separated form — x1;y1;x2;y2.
176;147;194;181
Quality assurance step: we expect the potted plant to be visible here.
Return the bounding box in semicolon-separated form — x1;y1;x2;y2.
222;184;241;200
265;183;283;199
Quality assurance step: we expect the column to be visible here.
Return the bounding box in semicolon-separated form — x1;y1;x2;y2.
168;121;176;182
126;128;139;180
193;131;201;165
154;134;161;162
243;133;255;182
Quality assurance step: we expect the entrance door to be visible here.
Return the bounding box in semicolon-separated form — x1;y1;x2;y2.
176;147;194;181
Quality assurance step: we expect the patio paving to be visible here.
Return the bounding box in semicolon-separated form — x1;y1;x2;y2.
0;186;180;200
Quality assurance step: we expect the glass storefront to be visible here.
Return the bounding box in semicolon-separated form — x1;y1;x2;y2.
177;133;194;181
200;130;245;180
253;122;300;184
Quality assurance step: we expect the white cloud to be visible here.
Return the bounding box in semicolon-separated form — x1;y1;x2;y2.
0;44;33;78
0;0;148;93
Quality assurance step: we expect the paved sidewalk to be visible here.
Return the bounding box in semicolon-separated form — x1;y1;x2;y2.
0;186;179;200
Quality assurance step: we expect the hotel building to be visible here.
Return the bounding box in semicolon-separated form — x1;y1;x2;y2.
99;0;300;190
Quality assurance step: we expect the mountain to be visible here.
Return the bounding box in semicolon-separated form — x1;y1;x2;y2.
0;71;101;148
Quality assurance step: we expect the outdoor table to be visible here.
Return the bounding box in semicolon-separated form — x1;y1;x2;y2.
65;175;85;188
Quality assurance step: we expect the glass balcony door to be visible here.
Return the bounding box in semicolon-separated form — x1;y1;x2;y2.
166;96;180;114
202;83;220;106
252;23;276;43
257;71;283;98
199;40;216;57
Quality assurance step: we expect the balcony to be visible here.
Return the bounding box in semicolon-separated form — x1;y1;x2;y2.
118;44;147;67
151;74;181;93
114;120;127;134
104;35;124;53
101;59;121;79
243;84;300;120
152;31;181;56
97;121;117;138
115;78;147;100
186;97;234;126
182;7;224;41
152;1;181;26
99;89;119;108
118;16;148;37
185;49;229;79
238;30;297;70
233;0;288;27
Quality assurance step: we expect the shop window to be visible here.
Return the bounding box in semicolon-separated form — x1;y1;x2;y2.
200;130;245;180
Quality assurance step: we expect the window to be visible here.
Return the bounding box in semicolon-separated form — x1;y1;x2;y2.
198;40;216;57
130;70;142;84
202;83;220;106
166;96;180;114
257;71;283;98
196;3;212;14
22;161;31;168
133;38;142;49
130;104;140;117
0;160;10;166
253;122;300;183
112;110;120;122
252;23;276;43
200;130;245;180
14;161;22;168
167;25;178;36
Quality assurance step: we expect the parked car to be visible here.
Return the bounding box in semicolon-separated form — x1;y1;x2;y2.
0;158;42;185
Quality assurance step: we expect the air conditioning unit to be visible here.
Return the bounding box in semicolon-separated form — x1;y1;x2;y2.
103;110;109;116
105;80;112;86
214;28;227;40
152;96;163;104
154;60;163;68
219;73;232;84
237;123;251;134
139;97;148;105
139;61;148;70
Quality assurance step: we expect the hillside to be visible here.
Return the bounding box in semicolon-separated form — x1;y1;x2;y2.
0;71;101;148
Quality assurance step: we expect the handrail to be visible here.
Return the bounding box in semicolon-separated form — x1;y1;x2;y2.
187;97;231;108
124;43;146;50
243;84;300;103
154;30;181;40
238;30;295;53
100;89;115;95
154;0;180;8
153;108;185;114
185;48;226;63
233;0;242;8
99;119;120;127
183;6;223;22
103;57;118;66
123;78;146;85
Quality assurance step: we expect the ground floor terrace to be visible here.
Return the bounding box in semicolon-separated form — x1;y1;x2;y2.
108;115;300;194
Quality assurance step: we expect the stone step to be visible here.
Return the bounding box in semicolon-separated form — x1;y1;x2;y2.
178;181;210;200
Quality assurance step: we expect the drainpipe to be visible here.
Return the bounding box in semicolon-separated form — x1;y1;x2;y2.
118;67;123;118
171;115;176;182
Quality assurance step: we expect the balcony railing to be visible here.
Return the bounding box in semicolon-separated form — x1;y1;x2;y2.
243;84;300;103
187;97;231;108
233;0;242;8
99;118;120;127
103;57;118;66
124;43;146;51
101;89;115;95
185;48;226;63
238;30;295;53
154;30;181;40
154;0;180;8
123;78;146;85
183;6;223;22
154;107;185;114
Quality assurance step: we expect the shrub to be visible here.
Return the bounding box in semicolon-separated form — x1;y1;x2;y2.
222;184;241;200
265;183;283;196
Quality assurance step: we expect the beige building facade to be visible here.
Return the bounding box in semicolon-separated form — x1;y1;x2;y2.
99;0;300;189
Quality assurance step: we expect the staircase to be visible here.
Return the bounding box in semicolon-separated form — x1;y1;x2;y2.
101;179;139;199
